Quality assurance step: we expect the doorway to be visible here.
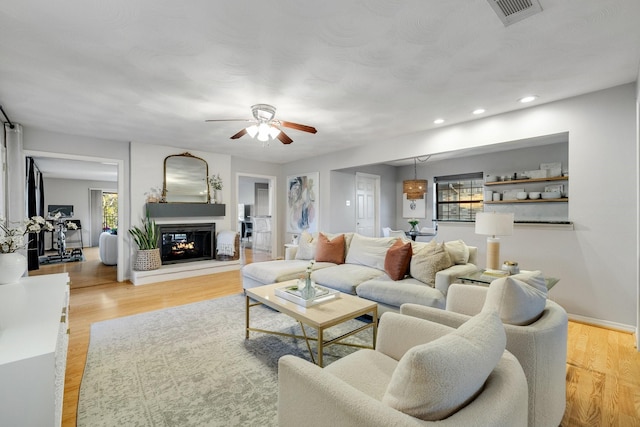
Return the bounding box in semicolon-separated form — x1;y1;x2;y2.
237;173;277;257
355;172;380;237
24;150;125;282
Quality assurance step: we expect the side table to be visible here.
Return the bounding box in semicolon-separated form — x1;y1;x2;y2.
458;270;559;290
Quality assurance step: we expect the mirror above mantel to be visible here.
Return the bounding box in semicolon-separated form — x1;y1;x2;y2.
163;152;209;203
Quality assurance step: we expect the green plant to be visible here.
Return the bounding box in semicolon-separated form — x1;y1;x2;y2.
129;212;158;250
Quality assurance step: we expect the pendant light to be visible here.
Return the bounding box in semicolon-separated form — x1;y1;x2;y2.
403;157;428;200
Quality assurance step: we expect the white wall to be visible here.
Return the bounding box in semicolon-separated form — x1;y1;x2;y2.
283;83;638;331
43;178;117;247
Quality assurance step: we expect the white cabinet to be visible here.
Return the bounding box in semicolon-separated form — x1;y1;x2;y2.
0;273;70;427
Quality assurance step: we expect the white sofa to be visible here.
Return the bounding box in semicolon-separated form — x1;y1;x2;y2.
242;232;477;314
278;310;528;426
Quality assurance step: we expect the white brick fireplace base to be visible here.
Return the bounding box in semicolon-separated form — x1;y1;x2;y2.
131;259;241;285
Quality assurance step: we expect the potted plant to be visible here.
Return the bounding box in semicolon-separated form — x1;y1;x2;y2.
129;212;161;271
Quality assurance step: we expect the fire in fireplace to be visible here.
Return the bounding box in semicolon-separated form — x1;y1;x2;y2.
158;223;215;265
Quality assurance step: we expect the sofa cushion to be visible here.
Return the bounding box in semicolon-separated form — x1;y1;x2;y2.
311;263;385;295
345;233;396;271
444;239;470;265
382;310;506;421
410;241;453;287
384;240;412;280
483;273;548;326
315;232;346;264
295;231;317;260
242;259;335;285
356;277;446;310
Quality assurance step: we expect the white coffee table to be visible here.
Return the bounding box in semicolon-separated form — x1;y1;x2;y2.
245;280;377;367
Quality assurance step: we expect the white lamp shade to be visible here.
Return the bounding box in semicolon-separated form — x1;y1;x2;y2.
475;212;514;237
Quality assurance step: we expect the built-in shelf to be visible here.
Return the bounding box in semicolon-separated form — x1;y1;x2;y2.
484;176;568;186
146;203;225;217
485;198;569;204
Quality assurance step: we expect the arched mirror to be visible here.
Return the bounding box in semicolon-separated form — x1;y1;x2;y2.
163;153;209;203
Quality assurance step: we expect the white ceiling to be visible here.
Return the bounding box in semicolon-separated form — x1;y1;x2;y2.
2;0;640;177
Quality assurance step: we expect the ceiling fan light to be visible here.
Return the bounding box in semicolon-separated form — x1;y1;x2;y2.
246;125;258;138
257;123;271;141
269;127;281;139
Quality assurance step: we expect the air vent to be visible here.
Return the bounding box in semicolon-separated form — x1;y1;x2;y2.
486;0;543;26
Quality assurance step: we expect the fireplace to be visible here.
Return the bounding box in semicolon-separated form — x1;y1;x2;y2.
158;223;215;265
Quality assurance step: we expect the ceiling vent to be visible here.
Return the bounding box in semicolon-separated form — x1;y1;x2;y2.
486;0;543;26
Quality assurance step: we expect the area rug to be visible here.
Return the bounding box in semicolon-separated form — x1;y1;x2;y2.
77;294;372;427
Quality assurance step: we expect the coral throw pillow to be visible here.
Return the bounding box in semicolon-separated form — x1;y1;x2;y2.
314;232;346;264
384;240;413;280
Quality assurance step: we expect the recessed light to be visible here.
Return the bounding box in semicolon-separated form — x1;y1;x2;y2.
433;118;444;124
519;95;538;103
472;108;485;115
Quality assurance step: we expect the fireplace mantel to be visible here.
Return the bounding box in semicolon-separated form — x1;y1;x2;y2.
146;203;225;218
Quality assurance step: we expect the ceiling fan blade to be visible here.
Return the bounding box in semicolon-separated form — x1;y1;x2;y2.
279;120;317;134
276;130;293;145
230;128;248;139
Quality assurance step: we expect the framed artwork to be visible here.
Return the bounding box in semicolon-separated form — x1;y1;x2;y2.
287;172;319;233
402;193;426;219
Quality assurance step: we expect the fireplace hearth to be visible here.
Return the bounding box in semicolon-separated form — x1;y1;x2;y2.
158;223;215;265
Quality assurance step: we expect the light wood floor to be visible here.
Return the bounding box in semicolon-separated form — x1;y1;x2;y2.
31;248;640;427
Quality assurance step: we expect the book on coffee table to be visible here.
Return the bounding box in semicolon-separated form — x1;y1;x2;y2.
275;283;340;307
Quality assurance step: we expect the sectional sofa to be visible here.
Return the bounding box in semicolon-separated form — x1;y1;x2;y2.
242;232;478;314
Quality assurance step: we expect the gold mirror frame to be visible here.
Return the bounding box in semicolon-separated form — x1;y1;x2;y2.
163;152;210;203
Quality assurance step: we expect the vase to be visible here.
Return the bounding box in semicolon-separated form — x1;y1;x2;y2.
299;277;317;300
0;252;28;285
211;190;218;204
133;248;162;271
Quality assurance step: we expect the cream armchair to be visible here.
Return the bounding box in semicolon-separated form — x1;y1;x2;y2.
401;280;568;427
278;311;528;427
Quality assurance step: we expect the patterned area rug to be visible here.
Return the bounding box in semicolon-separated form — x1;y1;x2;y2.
77;294;372;427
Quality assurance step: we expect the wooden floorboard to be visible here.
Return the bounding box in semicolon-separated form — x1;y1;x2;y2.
31;247;640;426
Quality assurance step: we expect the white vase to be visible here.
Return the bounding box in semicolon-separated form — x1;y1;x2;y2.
0;252;28;285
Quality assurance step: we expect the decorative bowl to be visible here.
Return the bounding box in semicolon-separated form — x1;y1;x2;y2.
516;192;528;200
541;191;561;199
528;191;541;199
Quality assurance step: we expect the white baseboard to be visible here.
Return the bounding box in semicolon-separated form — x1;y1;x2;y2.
131;259;241;285
568;313;636;333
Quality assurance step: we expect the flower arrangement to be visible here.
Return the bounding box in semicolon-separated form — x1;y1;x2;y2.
145;186;164;203
208;174;223;191
0;215;54;253
408;218;419;230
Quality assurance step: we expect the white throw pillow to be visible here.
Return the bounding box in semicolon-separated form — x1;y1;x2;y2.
382;310;506;421
444;240;469;265
294;231;317;260
483;274;548;326
344;234;396;271
409;241;453;287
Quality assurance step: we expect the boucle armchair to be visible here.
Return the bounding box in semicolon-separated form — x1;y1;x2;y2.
278;311;528;427
401;274;568;427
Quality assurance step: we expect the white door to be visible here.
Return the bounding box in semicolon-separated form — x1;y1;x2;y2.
355;173;379;237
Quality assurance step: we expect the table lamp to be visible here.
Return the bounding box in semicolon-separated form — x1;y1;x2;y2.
475;212;514;270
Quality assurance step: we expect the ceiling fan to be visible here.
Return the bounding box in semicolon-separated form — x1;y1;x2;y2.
205;104;317;145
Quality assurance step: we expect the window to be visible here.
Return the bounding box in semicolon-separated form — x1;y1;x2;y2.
102;192;118;232
434;173;484;222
